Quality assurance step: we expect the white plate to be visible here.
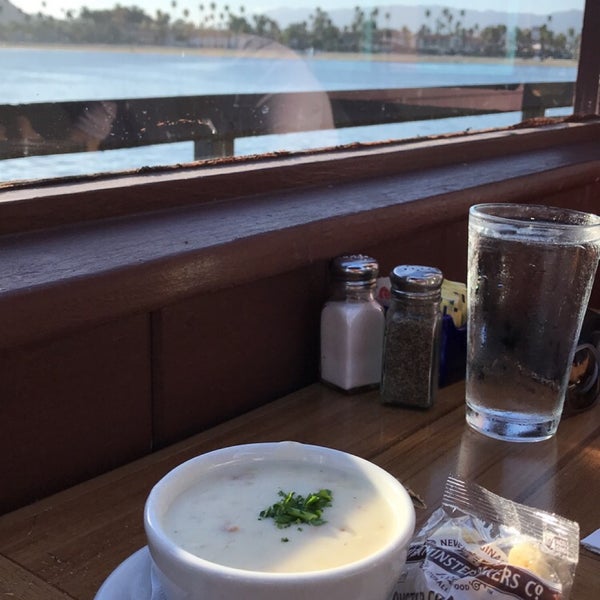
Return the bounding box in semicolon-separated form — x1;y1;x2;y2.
94;546;166;600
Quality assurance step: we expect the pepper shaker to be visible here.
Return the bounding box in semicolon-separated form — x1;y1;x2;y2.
381;265;443;408
320;255;385;393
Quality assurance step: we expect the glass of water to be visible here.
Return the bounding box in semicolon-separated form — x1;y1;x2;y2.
466;203;600;442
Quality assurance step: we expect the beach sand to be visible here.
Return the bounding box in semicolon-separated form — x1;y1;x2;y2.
0;41;578;68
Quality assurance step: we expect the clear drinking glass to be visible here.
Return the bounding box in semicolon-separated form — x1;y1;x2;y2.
466;203;600;442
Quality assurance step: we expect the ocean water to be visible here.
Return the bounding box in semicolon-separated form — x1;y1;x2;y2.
0;47;577;182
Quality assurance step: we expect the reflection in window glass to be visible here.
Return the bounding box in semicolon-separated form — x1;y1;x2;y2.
0;0;585;183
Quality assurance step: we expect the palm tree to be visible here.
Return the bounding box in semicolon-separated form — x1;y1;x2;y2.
442;7;453;34
566;26;579;59
350;6;365;52
383;11;391;52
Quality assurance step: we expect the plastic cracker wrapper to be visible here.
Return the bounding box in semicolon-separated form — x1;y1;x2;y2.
393;476;579;600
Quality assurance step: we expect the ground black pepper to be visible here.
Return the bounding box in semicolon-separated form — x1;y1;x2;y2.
381;265;443;408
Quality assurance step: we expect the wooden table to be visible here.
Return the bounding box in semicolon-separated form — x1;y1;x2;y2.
1;381;598;599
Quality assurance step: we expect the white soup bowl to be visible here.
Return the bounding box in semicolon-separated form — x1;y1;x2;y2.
144;441;415;600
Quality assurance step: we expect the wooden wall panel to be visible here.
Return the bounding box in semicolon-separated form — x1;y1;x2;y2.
152;265;326;447
0;315;152;514
368;218;469;284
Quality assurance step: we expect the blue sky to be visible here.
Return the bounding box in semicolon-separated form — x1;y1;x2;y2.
11;0;586;19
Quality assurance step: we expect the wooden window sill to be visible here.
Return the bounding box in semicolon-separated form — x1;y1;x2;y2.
1;121;599;349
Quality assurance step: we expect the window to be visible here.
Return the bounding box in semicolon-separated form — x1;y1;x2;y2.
1;0;595;186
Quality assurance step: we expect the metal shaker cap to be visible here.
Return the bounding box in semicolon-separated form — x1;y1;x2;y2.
330;254;379;285
390;265;443;297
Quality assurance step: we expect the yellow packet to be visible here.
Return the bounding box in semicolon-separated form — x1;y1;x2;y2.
441;280;467;329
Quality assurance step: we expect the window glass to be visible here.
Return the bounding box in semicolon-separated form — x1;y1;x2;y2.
0;0;586;184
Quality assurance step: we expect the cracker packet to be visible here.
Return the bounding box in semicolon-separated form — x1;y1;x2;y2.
393;475;579;599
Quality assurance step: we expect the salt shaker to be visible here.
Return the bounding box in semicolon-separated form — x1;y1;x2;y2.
320;255;385;393
381;265;443;408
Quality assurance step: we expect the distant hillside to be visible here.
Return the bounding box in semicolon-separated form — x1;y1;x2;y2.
266;5;583;35
0;0;27;24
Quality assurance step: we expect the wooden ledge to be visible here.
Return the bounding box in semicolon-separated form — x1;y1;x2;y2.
1;120;599;234
1;124;599;349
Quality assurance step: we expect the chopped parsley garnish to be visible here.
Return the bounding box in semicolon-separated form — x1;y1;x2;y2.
259;489;333;529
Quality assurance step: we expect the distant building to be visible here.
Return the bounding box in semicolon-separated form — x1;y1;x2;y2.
386;28;416;53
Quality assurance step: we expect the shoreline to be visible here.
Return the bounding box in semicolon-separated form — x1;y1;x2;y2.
0;41;578;67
